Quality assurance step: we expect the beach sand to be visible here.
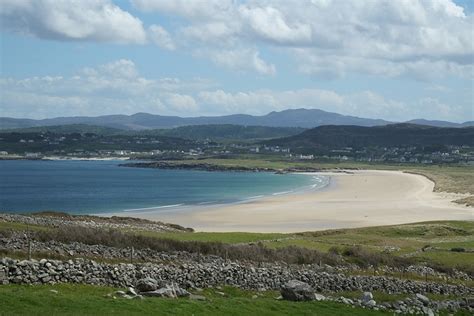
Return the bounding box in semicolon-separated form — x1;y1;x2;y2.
116;170;473;232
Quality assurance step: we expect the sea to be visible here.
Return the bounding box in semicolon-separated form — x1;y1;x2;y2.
0;160;329;215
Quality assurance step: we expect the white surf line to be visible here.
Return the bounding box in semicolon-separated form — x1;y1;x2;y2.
272;190;293;196
245;195;265;200
123;204;184;212
197;201;218;205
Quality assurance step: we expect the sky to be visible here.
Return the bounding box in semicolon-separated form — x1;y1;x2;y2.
0;0;473;122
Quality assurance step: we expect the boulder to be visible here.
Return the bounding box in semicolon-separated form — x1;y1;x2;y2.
281;280;315;301
365;299;377;307
136;278;158;293
141;288;176;298
415;293;430;305
126;287;137;296
362;291;373;303
314;293;326;301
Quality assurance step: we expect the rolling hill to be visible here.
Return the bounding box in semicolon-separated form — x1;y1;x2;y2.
3;124;305;141
0;109;392;130
264;124;474;151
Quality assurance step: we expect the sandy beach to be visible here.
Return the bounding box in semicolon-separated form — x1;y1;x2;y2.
116;170;473;232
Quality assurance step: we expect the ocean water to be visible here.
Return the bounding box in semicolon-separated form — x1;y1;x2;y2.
0;160;328;215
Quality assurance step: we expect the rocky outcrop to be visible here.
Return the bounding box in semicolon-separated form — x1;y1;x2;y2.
280;280;316;301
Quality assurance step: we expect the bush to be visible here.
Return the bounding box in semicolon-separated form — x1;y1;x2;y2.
341;246;413;269
35;226;340;265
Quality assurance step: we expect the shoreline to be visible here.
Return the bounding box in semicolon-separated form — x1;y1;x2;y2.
110;170;473;233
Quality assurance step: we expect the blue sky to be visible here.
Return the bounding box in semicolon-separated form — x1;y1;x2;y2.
0;0;473;122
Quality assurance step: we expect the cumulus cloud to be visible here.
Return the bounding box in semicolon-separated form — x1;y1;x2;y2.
0;60;211;118
238;5;312;45
0;0;147;44
164;93;199;112
197;48;276;75
149;24;176;50
0;59;470;122
133;0;473;78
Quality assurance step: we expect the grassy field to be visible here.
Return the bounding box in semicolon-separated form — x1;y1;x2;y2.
0;284;390;316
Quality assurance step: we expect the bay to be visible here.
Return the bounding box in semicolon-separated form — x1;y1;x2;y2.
0;160;327;214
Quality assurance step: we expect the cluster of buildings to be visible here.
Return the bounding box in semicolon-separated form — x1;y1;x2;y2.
291;145;474;164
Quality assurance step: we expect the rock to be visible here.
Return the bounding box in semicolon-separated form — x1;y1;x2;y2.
365;299;377;307
126;287;137;296
340;297;353;305
216;291;225;297
189;294;206;301
252;295;258;299
141;288;176;298
362;291;373;302
115;290;126;296
415;293;430;305
136;278;158;293
173;286;190;298
281;280;315;301
49;289;58;294
314;293;326;301
0;269;9;285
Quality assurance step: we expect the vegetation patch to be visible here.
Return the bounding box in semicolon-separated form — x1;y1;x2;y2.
0;283;390;316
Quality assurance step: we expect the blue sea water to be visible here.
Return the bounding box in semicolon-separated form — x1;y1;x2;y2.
0;160;328;215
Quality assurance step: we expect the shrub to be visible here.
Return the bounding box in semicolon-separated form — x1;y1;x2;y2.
35;226;340;265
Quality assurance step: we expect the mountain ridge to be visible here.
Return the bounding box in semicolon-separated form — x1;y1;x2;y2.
1;108;471;130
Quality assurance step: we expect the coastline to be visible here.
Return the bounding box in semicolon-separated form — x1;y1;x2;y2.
111;170;473;233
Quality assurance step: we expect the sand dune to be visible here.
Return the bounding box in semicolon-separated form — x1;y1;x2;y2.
120;170;473;232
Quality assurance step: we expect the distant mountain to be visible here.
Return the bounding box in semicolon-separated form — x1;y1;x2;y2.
2;109;471;130
406;119;474;128
0;109;392;130
2;124;124;135
147;124;306;141
5;124;305;141
264;123;474;152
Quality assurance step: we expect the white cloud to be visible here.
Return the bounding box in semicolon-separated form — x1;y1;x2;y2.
133;0;473;78
0;59;211;118
0;0;147;44
149;24;176;50
132;0;234;19
164;93;199;112
1;59;471;122
198;48;276;75
239;5;312;45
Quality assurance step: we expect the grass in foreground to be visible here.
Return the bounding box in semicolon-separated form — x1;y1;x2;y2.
0;284;389;316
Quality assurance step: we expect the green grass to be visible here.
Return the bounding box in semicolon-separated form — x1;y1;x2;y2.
0;220;48;232
136;231;287;244
0;284;389;316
